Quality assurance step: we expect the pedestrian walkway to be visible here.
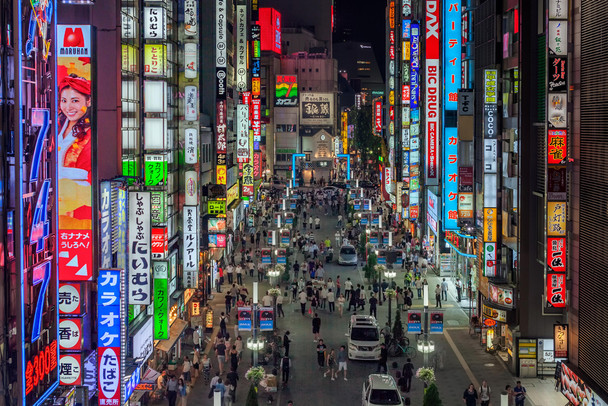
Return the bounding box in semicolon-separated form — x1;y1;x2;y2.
150;185;567;406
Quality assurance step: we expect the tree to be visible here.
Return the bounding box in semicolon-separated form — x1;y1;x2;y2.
363;253;378;281
423;383;443;406
246;383;259;406
350;105;382;167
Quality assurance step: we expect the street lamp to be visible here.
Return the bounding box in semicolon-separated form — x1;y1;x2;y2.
417;283;435;367
384;269;397;325
247;282;265;366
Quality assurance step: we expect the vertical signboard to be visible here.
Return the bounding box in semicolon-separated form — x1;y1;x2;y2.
100;181;113;268
442;0;461;230
545;1;569;309
128;192;151;305
236;104;250;162
235;3;248;91
183;206;199;288
425;0;440;185
57;25;94;281
97;269;125;406
153;262;169;339
483;69;499;277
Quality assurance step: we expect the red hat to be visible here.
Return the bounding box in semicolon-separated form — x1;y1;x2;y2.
59;75;91;96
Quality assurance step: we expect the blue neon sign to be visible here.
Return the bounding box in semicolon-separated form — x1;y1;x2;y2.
410;24;419;108
443;2;461;111
98;269;122;348
402;19;411;39
442;127;459;230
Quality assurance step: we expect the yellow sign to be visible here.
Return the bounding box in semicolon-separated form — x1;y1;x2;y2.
252;77;261;96
547;201;566;236
403;41;410;61
208;200;226;216
484;208;497;242
341;112;348;153
227;182;240;206
144;44;167;77
121;44;138;73
216;165;227;185
169;304;178;325
389;90;395;106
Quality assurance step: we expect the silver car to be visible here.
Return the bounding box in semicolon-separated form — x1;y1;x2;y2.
338;244;357;265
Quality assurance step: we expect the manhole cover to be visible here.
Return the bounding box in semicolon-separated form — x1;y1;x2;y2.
484;363;495;367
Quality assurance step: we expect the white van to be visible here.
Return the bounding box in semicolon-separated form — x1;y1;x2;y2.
362;374;404;406
347;315;381;360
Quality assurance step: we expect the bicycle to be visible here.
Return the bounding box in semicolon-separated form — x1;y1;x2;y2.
387;336;417;359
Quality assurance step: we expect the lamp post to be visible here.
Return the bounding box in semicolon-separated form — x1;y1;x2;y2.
384;269;397;325
247;281;265;366
417;283;435;367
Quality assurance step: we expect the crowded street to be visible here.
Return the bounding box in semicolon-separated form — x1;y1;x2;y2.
149;181;564;406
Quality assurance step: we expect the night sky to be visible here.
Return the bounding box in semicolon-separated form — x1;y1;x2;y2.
335;0;387;73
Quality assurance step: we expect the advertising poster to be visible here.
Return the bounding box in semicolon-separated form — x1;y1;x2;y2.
300;93;334;125
430;312;444;334
259;307;274;331
488;283;514;308
275;75;298;106
547;273;566;308
238;307;252;331
407;311;422;334
547;202;567;236
57;25;94;281
547;237;566;272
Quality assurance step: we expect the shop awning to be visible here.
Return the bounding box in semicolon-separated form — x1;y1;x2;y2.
155;319;188;352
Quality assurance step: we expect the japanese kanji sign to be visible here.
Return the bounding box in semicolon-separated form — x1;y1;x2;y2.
182;206;199;288
547;237;566;272
153;262;169;339
547;273;566;308
128;192;151;304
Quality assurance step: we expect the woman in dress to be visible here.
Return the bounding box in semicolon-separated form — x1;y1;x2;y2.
177;378;187;406
201;353;212;384
337;294;346;317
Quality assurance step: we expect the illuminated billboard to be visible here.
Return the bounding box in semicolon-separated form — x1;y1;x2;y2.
425;0;439;185
275;75;298;106
57;25;94;282
259;8;281;54
300;93;334;126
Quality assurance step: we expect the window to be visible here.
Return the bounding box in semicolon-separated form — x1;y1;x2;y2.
315;68;319;72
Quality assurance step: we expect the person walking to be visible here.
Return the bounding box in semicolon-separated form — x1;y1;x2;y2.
415;278;423;298
283;331;291;357
316;339;327;369
455;278;462;302
344;278;353;300
312;313;321;341
166;375;178;406
327;289;335;313
226;368;239;402
337;345;348;380
280;355;292;385
369;294;378;318
308;216;313;230
299;290;307;315
201;354;212;384
441;278;448;301
479;380;491;406
215;338;227;375
276;293;285;317
337;294;345;317
402;358;414;392
177;378;187;406
219;312;229;338
324;349;337;380
435;284;442;308
358;285;366;311
376;343;388;373
229;345;239;372
182;356;192;384
236;265;243;285
513;381;527;406
463;383;479;406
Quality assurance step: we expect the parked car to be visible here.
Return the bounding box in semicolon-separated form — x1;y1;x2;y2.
328;181;348;189
338;244;358;265
261;178;287;190
347;315;381;361
362;374;404;406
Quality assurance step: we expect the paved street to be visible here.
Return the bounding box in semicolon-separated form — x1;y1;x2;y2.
159;190;564;406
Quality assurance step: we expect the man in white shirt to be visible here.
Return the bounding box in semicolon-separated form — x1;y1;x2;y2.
298;290;308;315
226;264;234;284
262;291;273;307
344;278;353;300
327;289;335;313
276;294;285;317
235;265;243;285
